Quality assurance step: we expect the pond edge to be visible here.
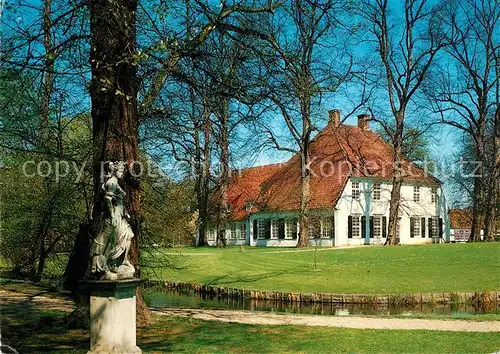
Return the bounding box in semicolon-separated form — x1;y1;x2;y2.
144;280;500;307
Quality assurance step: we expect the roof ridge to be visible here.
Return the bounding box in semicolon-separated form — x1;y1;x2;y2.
236;162;284;172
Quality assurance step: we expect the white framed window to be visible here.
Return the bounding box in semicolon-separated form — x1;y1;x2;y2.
230;224;237;240
413;186;420;202
257;220;266;239
240;223;246;239
431;187;437;204
373;183;381;200
410;217;421;238
271;219;279;239
373;216;382;238
321;217;334;238
208;229;216;241
352;182;360;200
285;219;297;239
351;214;361;238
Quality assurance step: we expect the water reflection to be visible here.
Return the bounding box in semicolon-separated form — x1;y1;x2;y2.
144;287;500;318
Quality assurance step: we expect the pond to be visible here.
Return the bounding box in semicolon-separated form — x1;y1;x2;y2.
144;287;500;318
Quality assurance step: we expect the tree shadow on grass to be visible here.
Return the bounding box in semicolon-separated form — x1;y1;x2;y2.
200;268;311;287
138;316;263;353
1;298;88;353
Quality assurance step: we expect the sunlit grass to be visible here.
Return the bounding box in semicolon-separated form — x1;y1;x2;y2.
143;243;500;294
2;299;500;354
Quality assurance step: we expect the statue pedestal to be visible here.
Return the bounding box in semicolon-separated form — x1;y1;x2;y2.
84;279;142;354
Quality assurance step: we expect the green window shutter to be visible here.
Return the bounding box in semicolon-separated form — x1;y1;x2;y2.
278;219;285;239
361;216;366;238
253;220;257;240
293;219;298;239
265;220;271;239
421;218;426;238
410;218;415;238
439;218;443;237
428;218;433;238
382;216;387;238
348;215;353;238
332;215;335;239
369;216;374;238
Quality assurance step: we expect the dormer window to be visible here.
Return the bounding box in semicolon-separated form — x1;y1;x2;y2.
245;201;254;212
413;186;420;202
431;187;437;204
352;182;360;200
373;183;381;200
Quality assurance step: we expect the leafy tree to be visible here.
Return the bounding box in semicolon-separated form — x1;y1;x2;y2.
0;69;92;281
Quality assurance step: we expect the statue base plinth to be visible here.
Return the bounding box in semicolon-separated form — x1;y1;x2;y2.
82;279;142;354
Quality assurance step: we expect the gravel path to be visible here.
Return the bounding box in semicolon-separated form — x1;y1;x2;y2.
154;308;500;332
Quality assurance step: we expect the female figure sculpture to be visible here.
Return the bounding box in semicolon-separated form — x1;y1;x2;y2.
90;161;135;280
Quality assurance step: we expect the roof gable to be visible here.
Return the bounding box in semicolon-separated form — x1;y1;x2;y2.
219;123;441;219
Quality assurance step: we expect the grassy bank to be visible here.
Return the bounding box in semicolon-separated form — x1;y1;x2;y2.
3;304;500;353
143;243;500;294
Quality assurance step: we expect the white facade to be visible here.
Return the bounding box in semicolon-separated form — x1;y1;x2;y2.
334;178;449;246
206;177;449;247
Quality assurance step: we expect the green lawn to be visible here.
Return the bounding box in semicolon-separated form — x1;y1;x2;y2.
141;316;500;354
143;243;500;294
3;305;500;353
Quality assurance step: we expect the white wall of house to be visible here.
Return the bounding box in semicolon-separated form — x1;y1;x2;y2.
249;211;336;247
204;177;449;247
249;211;300;247
206;220;249;246
335;178;449;246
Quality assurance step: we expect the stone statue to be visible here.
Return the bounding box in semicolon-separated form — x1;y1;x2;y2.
90;161;135;280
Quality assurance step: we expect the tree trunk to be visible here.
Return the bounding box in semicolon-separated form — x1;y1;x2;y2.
40;0;54;142
195;98;211;246
386;118;404;245
297;100;312;248
63;224;91;294
35;250;47;283
88;0;151;324
469;138;485;242
297;154;311;247
30;0;55;283
469;177;484;242
216;99;230;247
484;105;500;242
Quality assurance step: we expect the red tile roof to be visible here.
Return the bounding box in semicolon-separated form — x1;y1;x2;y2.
225;163;283;221
218;124;440;220
447;208;497;230
448;209;474;229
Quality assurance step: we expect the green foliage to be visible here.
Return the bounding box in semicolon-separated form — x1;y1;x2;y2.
0;69;93;279
0;125;92;278
141;161;197;247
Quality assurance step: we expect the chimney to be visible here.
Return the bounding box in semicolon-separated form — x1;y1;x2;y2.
328;109;341;127
357;114;370;131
